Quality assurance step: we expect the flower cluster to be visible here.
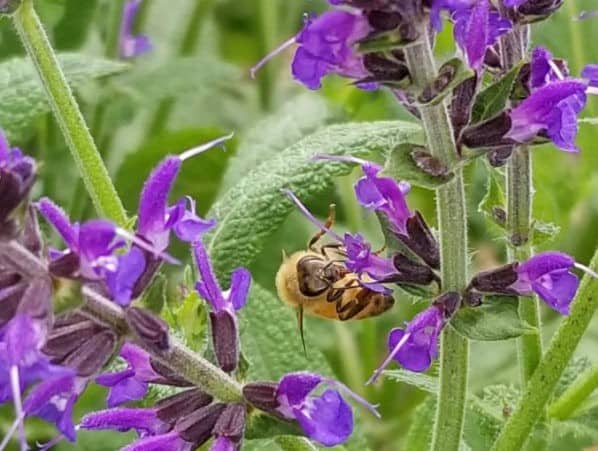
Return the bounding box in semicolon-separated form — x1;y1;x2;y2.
0;131;379;449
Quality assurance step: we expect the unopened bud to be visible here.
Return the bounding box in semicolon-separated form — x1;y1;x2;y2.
126;306;170;351
451;75;478;139
60;329;117;377
461;112;513;149
518;0;563;22
411;148;451;178
0;280;26;327
488;146;514;167
156;389;213;425
242;382;281;414
399;211;440;269
21;206;42;256
433;291;461;319
149;359;193;387
389;253;440;286
470;263;519;294
48;251;80;278
175;403;226;446
210;310;239;373
213;404;246;444
43;314;103;362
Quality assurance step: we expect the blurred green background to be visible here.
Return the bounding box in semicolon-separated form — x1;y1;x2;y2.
1;0;598;449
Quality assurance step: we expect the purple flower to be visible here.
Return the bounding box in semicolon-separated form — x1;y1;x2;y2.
275;372;379;447
135;133;233;252
23;374;85;441
291;11;372;90
353;162;412;236
507;80;588;152
343;233;397;290
36;198;146;305
0;315;71;403
368;305;444;383
192;241;251;372
96;343;163;407
0;130;36;223
452;1;511;71
81;407;170;437
530;47;568;90
513;252;579;315
582;64;598;88
119;0;152;59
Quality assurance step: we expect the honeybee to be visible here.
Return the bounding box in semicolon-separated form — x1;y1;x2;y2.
276;204;395;350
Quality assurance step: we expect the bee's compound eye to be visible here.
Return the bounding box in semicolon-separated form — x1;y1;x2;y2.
297;256;330;296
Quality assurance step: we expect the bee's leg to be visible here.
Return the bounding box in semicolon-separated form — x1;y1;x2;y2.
326;279;360;303
320;243;346;258
308;204;336;251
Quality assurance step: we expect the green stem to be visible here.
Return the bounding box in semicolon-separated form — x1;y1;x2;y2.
82;285;244;403
13;0;127;226
490;250;598;451
548;364;598;420
507;147;543;385
404;27;469;451
257;0;278;111
499;20;543;387
103;0;127;59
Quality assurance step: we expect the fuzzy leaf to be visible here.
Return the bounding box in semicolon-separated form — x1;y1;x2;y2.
478;166;506;228
382;143;453;190
383;369;439;394
450;296;537;341
403;397;436;451
220;92;340;194
471;63;523;123
0;53;127;141
206;121;422;279
245;415;303;441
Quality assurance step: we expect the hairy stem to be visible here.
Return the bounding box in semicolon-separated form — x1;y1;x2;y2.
82;286;244;403
500;19;542;387
491;250;598;451
548;364;598;420
13;0;127;226
404;27;469;451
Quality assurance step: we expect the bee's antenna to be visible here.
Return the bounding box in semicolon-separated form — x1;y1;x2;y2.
281;249;288;260
297;306;308;358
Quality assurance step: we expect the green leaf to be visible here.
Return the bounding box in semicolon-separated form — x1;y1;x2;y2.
382;143;453;190
471;63;523;123
273;436;319;451
163;291;208;353
206;121;422;279
383;369;439;394
115;127;235;218
240;284;333;380
531;220;561;246
464;396;504;451
245;414;303;440
403;397;436;451
220;92;340;194
0;53;127;141
450;296;537;341
554;357;592;398
478;166;506;228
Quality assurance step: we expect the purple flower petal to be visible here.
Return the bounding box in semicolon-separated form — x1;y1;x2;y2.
81;407;168;436
105;247;146;306
582;64;598;88
294;389;353;447
123;432;193;451
277;372;323;409
507;80;587;152
212;436;235;451
35;198;78;248
518;251;575;281
137;156;182;251
343;233;397;280
169;197;216;243
193;241;226;311
227;267;251;311
120;0;152;59
532;269;579;315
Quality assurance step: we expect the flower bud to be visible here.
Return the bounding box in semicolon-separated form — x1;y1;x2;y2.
390;253;440;286
401;211;440;269
451;75;478;139
155;389;213;425
517;0;563;22
149;359;193;387
487;146;514;167
433;291;461;319
0;279;26;327
461;112;513;149
213;404;246;444
42;313;104;362
48;251;80;278
469;263;519;294
242;382;280;413
126;306;170;351
411;148;451;178
21;205;42;256
210;310;239;373
174;403;226;446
